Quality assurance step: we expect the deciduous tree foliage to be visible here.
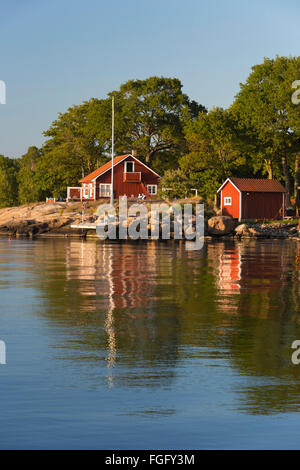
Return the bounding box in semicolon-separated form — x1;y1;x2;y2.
38;76;205;196
40;101;106;196
87;76;206;170
2;63;300;207
158;168;192;199
0;155;19;207
231;56;300;201
18;146;44;204
177;108;248;198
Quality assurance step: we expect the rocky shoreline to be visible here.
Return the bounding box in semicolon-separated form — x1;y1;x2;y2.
0;201;91;238
207;216;300;239
0;203;298;241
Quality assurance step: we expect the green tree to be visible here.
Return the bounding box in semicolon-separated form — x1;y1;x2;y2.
231;56;300;201
88;76;206;171
158;168;192;199
286;58;300;196
41;100;106;196
0;155;19;207
40;77;206;196
179;108;247;198
18;146;44;204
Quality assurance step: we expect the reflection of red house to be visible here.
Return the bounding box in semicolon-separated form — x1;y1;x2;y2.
67;153;160;201
66;241;157;312
217;178;286;221
65;241;158;387
218;248;241;292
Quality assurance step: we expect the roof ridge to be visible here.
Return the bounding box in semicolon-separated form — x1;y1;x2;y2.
79;154;130;183
79;153;160;183
229;177;286;192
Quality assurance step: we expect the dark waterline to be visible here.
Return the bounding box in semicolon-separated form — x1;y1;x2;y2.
1;237;300;449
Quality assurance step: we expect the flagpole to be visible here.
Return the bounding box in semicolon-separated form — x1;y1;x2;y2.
110;96;114;207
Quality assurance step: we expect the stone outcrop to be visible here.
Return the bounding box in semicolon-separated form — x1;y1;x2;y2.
0;202;85;238
207;216;236;236
234;224;251;237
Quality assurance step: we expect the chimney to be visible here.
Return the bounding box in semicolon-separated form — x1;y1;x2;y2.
131;149;137;157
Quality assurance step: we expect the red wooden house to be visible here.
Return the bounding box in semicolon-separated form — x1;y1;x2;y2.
217;177;286;221
67;153;160;201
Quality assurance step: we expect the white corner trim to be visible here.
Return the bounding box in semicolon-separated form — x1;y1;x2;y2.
217;178;231;193
217;178;241;195
239;191;242;221
220;190;223;216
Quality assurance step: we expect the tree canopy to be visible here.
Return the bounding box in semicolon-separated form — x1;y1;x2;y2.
231;56;300;200
88;76;205;168
34;76;206;197
18;146;44;204
0;156;19;208
2;63;300;207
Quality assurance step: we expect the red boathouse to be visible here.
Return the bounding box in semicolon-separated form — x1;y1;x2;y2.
217;177;286;221
67;153;160;201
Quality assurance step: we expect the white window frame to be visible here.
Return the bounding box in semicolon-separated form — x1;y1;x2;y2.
125;161;135;173
99;183;112;197
224;196;232;206
147;184;157;195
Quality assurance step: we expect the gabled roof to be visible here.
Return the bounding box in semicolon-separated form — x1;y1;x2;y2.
80;154;129;183
79;153;160;183
218;177;286;193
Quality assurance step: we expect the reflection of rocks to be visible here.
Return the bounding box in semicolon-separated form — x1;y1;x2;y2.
26;237;300;413
64;241;180;387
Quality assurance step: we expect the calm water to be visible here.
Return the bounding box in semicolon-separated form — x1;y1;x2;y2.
1;237;300;449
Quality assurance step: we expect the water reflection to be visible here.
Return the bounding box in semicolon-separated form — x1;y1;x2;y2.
27;238;300;414
33;241;185;389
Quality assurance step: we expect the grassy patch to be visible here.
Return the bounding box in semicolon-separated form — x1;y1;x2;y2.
240;218;299;225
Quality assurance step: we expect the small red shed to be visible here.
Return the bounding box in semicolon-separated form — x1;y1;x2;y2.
217;177;286;221
67;153;160;201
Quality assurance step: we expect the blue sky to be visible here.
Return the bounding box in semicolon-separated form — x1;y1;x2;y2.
1;0;300;157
